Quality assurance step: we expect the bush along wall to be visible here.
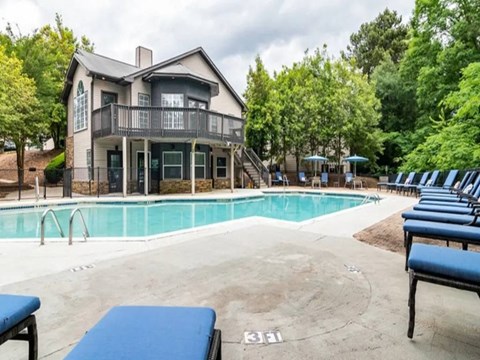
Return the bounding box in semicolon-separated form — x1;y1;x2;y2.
44;152;65;184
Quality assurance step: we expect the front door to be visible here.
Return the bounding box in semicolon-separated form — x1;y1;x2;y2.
137;152;151;194
107;150;123;193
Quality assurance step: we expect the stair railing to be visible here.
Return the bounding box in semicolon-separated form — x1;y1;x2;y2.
243;148;270;187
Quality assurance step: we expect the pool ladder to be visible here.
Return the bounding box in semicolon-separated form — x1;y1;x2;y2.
362;193;381;204
40;208;90;245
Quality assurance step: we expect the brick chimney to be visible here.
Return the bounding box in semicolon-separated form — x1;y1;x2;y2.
135;46;153;69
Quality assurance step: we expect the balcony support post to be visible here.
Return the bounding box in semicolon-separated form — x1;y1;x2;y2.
144;138;149;196
122;136;127;197
191;139;196;195
230;144;235;193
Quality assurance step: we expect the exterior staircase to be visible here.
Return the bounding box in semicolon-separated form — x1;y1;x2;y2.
237;148;269;188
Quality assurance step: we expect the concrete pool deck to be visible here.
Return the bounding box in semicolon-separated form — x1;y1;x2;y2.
1;189;480;359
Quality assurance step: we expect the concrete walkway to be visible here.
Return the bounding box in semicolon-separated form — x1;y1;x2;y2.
1;190;480;359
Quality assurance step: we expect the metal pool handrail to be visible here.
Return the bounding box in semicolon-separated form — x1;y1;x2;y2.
69;208;90;245
40;209;65;245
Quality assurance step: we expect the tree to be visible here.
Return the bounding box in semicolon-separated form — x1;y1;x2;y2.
2;14;94;149
345;8;409;78
401;62;480;171
0;45;41;179
244;55;275;159
399;0;480;167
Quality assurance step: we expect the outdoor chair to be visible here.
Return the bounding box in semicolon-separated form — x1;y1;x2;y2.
396;171;416;194
65;306;222;360
321;172;329;187
344;172;353;188
415;170;441;195
407;243;480;338
419;175;480;204
402;172;429;197
386;173;404;192
419;169;459;194
419;170;474;197
298;172;309;186
402;209;480;227
403;218;480;271
377;176;389;191
0;294;41;360
273;171;289;186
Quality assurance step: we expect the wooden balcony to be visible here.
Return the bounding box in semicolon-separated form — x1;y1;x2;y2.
92;104;245;144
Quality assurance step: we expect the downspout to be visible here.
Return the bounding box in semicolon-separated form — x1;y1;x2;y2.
90;76;95;190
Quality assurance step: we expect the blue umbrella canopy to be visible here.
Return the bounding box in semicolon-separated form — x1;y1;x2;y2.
344;155;368;163
304;155;329;176
343;154;368;177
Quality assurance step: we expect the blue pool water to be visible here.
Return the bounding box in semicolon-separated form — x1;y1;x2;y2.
0;193;367;239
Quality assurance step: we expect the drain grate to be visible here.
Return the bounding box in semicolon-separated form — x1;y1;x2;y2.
344;264;361;273
70;264;96;272
244;330;283;344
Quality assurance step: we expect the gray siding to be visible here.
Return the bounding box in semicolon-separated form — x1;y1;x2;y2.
151;78;210;107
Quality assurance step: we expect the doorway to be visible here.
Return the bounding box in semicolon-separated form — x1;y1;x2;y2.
107;150;123;193
137;151;151;194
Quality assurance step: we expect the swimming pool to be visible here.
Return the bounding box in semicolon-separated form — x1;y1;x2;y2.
0;193;369;240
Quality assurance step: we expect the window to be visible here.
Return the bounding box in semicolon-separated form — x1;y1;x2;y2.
138;93;150;128
210;115;221;133
86;149;92;180
101;91;117;106
188;99;207;109
163;151;182;179
162;93;184;129
195;153;205;179
74;82;88;132
216;157;227;178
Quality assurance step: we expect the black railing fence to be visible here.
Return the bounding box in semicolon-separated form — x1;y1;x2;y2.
92;104;245;143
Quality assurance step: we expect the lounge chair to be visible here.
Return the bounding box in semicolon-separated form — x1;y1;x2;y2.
0;294;41;360
415;170;441;194
403;218;480;270
386;173;404;192
298;172;309;186
321;172;328;187
419;171;475;198
396;171;416;194
407;243;480;338
402;209;480;226
272;171;287;186
344;172;353;188
402;172;430;197
419;175;480;204
65;306;221;360
419;169;459;194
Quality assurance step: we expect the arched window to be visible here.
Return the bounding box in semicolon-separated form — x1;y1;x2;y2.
74;81;88;132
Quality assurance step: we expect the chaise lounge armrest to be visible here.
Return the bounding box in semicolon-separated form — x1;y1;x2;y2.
0;294;41;360
407;244;480;338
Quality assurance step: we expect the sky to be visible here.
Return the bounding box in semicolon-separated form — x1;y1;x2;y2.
0;0;415;96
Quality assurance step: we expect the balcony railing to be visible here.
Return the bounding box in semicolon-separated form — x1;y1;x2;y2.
92;104;245;143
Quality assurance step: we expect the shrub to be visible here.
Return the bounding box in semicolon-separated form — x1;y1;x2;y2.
44;152;65;184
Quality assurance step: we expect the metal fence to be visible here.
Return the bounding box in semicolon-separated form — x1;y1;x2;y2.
0;166;183;201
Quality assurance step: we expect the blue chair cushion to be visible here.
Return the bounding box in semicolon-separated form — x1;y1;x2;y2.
403;219;480;242
401;210;479;226
413;204;475;215
0;294;41;334
408;243;480;283
65;306;216;360
419;200;468;207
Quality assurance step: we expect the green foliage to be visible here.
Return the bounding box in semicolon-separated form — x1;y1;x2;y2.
244;47;382;174
44;152;65;184
243;56;275;159
2;13;94;149
345;8;409;77
0;45;41;174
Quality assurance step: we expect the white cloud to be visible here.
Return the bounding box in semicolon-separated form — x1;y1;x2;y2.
0;0;415;94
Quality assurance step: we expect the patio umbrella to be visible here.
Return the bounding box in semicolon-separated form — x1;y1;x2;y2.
343;155;368;177
304;155;328;176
